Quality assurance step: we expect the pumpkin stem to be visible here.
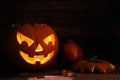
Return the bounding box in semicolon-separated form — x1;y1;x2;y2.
89;56;98;62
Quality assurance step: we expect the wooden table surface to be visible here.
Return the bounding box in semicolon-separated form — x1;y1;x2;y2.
0;69;120;80
1;74;120;80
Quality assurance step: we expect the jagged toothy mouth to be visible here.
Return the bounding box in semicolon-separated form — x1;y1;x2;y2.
19;50;54;65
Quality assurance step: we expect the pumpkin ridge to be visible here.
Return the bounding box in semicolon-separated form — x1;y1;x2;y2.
96;63;107;73
86;62;96;73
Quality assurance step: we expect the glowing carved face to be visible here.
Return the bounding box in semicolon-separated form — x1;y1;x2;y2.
16;23;58;65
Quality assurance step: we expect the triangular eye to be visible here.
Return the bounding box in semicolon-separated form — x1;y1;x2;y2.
16;32;34;47
43;34;55;46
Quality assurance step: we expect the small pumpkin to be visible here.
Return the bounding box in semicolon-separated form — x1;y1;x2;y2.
5;23;59;70
71;56;115;73
62;39;83;65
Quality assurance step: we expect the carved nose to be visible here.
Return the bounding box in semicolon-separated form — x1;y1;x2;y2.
35;44;43;52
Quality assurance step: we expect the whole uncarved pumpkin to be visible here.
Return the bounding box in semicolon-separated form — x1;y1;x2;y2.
71;59;115;73
62;39;83;65
4;23;59;71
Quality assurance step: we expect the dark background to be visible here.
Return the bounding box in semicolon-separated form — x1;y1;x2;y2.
0;0;120;73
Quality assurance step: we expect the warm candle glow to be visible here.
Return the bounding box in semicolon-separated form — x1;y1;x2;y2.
20;50;55;65
43;34;55;46
35;44;43;52
17;32;34;47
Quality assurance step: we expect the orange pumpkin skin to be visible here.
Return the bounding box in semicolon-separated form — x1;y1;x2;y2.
62;39;83;65
71;59;115;73
5;23;59;71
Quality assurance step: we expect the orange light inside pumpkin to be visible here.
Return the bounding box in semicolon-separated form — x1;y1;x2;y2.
35;44;43;52
43;34;55;46
16;32;56;65
17;32;34;47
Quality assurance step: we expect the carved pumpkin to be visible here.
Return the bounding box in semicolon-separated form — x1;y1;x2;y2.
5;23;59;70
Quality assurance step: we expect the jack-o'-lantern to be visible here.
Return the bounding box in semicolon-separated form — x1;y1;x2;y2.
5;23;59;71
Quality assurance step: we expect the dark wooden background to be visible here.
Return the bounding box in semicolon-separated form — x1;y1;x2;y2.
0;0;120;73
